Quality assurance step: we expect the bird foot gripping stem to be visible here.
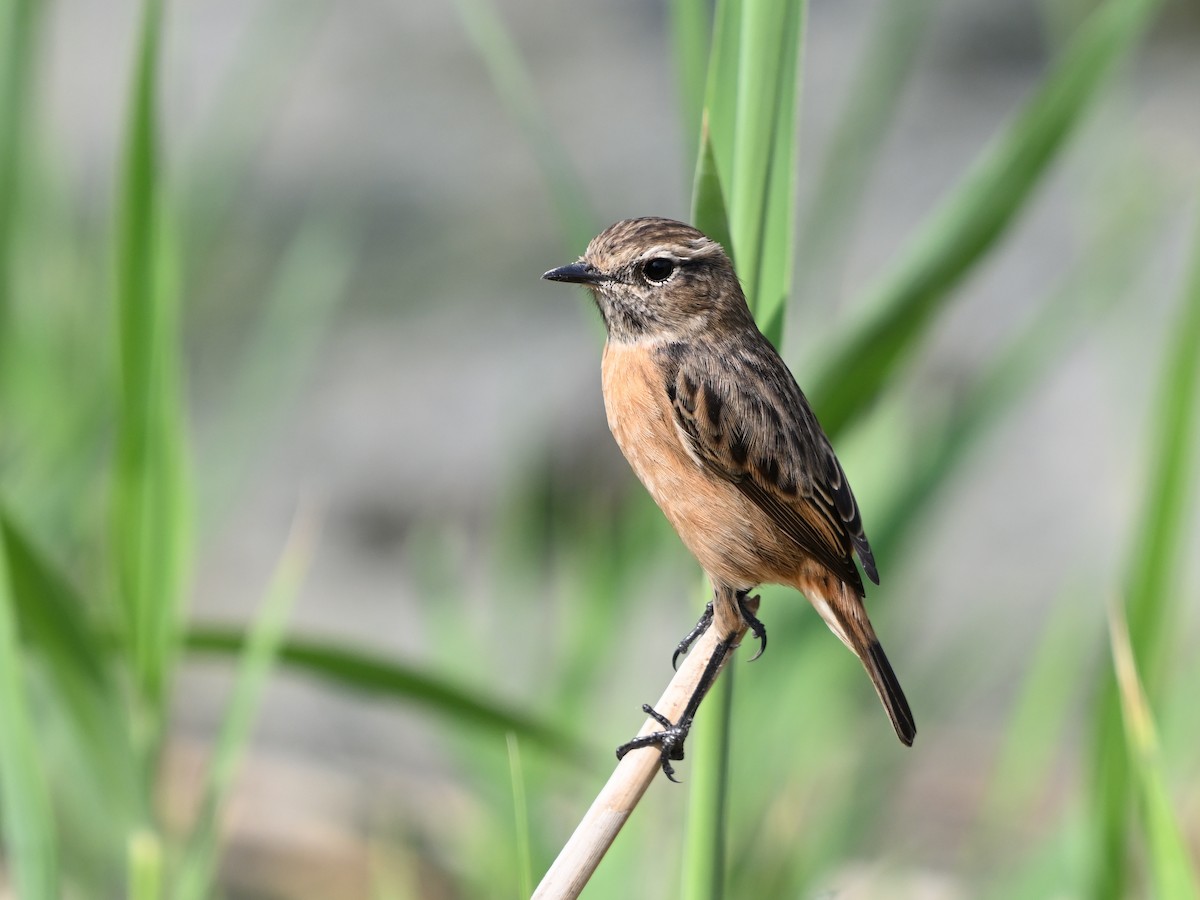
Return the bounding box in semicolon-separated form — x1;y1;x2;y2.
615;704;692;782
618;591;764;782
616;620;745;781
671;592;765;670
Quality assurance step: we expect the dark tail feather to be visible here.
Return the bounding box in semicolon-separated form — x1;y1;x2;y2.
864;640;916;746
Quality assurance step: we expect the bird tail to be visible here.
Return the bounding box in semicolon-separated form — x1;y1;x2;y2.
803;580;917;746
862;638;916;746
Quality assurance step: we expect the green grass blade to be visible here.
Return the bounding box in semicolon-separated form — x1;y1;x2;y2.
0;0;39;335
727;0;804;322
1116;207;1200;722
869;175;1162;565
0;530;60;899
1091;203;1200;898
506;733;534;900
976;588;1098;836
691;115;733;253
113;0;191;731
128;829;163;900
671;0;710;162
0;506;140;811
173;508;318;900
726;0;780;294
811;0;1163;436
184;627;588;762
681;665;734;900
451;0;596;251
751;0;804;346
1;507;110;687
701;0;742;211
1107;603;1200;900
697;0;803;339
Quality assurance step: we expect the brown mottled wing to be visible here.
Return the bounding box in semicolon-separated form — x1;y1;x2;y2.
662;339;878;593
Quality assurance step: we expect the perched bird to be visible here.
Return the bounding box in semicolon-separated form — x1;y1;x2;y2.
543;217;915;776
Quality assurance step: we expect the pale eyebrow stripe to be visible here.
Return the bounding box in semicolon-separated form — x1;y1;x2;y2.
639;242;720;263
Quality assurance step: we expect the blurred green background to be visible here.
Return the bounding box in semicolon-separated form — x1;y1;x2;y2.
0;0;1198;897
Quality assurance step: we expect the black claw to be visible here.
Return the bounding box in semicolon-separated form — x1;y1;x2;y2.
615;704;692;782
672;601;714;670
737;591;767;661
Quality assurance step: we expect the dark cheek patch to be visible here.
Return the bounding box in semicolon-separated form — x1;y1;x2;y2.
609;302;649;338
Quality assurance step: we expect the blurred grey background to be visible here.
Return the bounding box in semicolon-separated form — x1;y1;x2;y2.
35;0;1200;895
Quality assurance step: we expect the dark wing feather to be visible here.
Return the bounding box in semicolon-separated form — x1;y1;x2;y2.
662;338;877;591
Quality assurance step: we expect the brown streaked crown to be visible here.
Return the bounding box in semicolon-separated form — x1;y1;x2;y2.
543;217;754;343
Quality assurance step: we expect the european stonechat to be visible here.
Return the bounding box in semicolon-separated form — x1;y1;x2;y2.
544;217;915;777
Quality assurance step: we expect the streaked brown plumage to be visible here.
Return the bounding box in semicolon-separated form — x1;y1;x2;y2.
544;216;915;765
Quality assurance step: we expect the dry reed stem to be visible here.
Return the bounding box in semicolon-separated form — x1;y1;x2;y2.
531;597;756;899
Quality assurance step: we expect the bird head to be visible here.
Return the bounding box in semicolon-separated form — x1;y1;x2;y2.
543;217;751;344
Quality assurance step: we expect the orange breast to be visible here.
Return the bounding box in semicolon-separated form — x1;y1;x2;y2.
601;342;798;589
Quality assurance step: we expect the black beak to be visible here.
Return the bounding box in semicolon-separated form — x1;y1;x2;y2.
542;261;605;285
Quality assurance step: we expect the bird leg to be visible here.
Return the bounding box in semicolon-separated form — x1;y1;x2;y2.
671;591;766;669
672;601;713;670
616;631;734;782
736;590;767;661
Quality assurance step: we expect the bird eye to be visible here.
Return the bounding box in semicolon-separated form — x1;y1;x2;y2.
642;257;676;283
